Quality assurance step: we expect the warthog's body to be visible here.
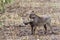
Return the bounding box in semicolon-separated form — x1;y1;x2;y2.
24;11;53;35
30;14;51;26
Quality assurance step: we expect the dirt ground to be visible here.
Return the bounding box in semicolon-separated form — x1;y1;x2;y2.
0;0;60;40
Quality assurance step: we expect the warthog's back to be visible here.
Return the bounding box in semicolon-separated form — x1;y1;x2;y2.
32;15;51;26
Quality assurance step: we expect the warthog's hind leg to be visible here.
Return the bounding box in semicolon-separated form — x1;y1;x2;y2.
47;22;54;34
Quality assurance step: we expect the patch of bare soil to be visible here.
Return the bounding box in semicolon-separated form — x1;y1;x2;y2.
0;25;60;40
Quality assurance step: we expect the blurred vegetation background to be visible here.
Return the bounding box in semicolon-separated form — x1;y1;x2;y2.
0;0;12;13
0;0;60;27
0;0;60;29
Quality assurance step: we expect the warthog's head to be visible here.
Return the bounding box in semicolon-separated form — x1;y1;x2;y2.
29;13;37;19
22;17;33;25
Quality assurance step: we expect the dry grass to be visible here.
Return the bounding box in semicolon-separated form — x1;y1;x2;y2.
0;0;60;40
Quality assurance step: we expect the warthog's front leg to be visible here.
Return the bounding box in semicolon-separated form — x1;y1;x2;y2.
31;26;34;35
31;26;36;35
30;24;36;35
44;24;47;34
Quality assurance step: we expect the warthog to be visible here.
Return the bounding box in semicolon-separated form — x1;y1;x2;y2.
24;11;54;35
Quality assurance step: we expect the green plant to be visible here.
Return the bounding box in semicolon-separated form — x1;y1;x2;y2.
0;0;12;13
